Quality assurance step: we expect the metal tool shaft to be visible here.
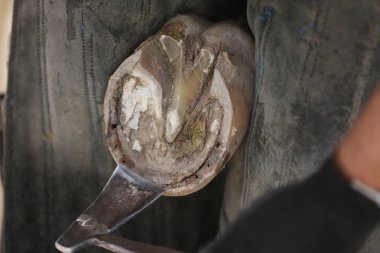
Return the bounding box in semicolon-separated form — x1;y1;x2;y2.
92;235;186;253
55;165;164;253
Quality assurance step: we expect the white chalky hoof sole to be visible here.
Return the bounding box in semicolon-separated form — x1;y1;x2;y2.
104;15;256;196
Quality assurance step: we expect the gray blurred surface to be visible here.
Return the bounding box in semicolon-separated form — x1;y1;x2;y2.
222;1;380;253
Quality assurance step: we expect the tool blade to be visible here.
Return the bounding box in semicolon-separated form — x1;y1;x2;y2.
55;165;164;253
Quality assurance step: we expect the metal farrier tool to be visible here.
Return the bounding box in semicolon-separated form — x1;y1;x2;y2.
56;14;255;253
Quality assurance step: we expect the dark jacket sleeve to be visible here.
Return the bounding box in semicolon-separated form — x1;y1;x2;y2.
202;159;380;253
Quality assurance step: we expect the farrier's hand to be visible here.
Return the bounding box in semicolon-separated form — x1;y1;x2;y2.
336;84;380;190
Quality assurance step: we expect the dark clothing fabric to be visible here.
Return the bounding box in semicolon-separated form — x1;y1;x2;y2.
222;1;380;252
204;159;380;253
224;0;380;219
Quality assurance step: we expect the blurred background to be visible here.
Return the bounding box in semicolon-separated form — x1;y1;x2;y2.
0;0;14;246
0;0;12;93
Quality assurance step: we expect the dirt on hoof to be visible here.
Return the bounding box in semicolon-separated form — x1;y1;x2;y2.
104;15;255;196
